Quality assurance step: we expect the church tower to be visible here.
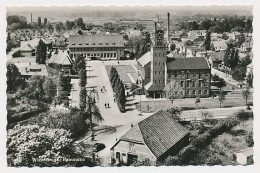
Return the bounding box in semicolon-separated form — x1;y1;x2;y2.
150;21;167;91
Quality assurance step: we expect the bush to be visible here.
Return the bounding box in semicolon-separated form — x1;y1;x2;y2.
12;50;24;58
191;132;211;148
246;131;254;147
236;110;253;120
206;155;223;165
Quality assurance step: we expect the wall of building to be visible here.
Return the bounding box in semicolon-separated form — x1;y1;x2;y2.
151;46;167;86
167;69;211;98
69;47;124;60
111;140;157;165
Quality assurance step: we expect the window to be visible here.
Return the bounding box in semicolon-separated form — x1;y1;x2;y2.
99;43;102;45
198;90;202;95
193;90;196;95
174;71;178;78
163;80;165;84
155;62;157;66
205;81;209;88
181;71;184;78
186;90;190;95
79;43;82;45
155;71;157;75
159;71;161;75
159;62;161;66
187;71;190;78
155;80;157;84
193;71;196;77
181;81;184;87
204;90;208;95
155;53;157;56
85;43;89;45
187;81;190;88
159;80;161;84
199;80;203;87
163;71;165;75
193;81;196;87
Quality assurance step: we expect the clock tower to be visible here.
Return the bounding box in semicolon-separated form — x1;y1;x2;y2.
149;21;167;97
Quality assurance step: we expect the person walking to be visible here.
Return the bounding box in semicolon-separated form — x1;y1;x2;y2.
107;103;110;108
101;88;103;93
105;103;107;108
114;98;116;102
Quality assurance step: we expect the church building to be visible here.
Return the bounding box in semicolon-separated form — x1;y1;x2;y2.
137;22;211;98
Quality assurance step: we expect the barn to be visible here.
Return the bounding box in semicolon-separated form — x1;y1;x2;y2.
110;110;190;165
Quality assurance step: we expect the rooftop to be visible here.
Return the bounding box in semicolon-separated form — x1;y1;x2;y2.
167;57;210;70
118;110;190;159
137;51;152;66
48;50;73;66
69;35;124;48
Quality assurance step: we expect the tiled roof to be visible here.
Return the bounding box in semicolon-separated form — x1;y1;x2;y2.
167;57;210;70
137;51;152;66
48;51;73;65
68;35;124;48
119;110;189;159
121;125;144;143
210;52;225;62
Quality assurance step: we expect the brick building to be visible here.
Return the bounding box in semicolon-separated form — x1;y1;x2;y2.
110;110;190;165
137;21;211;98
68;35;125;60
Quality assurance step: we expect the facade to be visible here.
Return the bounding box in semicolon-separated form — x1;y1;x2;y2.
209;52;225;68
167;58;211;98
211;40;227;51
68;35;125;60
110;110;190;165
137;22;211;98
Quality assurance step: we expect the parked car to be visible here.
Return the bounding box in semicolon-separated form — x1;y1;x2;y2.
93;143;105;152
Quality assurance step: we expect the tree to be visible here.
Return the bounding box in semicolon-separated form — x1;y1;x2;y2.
164;80;183;105
232;66;246;85
212;74;226;89
240;55;252;67
224;44;239;70
72;55;85;73
195;96;201;109
46;22;53;31
43;77;57;103
204;31;211;50
167;106;182;120
135;42;141;59
242;87;251;106
80;88;87;110
246;72;253;88
86;93;104;138
170;43;176;52
206;155;222;165
218;89;225;108
36;39;47;64
44;18;47;26
6;64;25;93
246;131;254;147
7;124;73;167
79;69;87;87
38;17;41;27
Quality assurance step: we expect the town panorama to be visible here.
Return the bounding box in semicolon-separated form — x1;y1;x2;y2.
6;6;253;166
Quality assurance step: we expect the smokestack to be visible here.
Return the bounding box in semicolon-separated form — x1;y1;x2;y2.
167;12;170;42
31;13;32;24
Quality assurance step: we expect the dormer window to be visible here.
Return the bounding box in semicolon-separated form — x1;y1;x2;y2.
86;43;89;45
106;43;109;45
112;42;115;45
79;43;82;45
99;43;102;45
72;43;75;45
92;43;96;45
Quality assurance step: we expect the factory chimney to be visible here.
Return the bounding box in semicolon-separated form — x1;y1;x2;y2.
167;12;170;42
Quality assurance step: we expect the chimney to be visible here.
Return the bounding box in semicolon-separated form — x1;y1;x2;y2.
167;12;170;42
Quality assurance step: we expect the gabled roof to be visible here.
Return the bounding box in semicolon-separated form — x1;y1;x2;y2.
167;57;210;70
137;51;152;66
144;82;166;92
210;52;225;62
48;51;73;65
116;110;190;159
69;35;124;48
211;40;227;48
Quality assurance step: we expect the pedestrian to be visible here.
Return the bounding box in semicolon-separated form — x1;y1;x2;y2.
107;103;110;108
105;103;107;108
131;123;133;128
101;88;103;93
114;98;116;102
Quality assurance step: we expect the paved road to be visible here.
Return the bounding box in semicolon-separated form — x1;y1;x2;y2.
211;68;241;88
